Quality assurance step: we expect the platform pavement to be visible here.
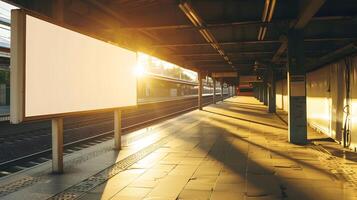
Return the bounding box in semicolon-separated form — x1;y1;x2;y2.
1;96;357;200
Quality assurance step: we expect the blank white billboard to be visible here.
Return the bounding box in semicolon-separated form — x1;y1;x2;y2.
10;10;137;123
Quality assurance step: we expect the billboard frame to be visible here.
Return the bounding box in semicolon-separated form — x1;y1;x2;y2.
10;9;138;124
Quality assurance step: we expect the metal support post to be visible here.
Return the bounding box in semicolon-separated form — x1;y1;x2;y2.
221;81;223;100
259;85;264;102
268;67;276;113
198;72;203;110
287;29;307;144
263;78;268;105
52;118;63;173
213;78;216;104
114;109;122;149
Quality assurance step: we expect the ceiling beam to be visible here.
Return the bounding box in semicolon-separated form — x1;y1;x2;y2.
152;37;356;48
118;15;351;31
306;41;357;71
119;20;279;31
272;0;326;63
173;51;274;57
153;40;280;48
178;1;235;68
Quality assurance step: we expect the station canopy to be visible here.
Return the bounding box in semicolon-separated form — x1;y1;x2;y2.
4;0;357;84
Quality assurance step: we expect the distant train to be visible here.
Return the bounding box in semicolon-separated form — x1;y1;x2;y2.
137;74;228;99
237;84;253;96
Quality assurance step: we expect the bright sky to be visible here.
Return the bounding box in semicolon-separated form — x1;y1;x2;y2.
0;0;17;48
137;52;197;81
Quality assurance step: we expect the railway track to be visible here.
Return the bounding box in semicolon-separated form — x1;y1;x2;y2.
0;95;228;178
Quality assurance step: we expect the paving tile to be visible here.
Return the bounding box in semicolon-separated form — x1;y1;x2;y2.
111;186;151;200
5;96;357;200
177;189;212;200
210;191;244;200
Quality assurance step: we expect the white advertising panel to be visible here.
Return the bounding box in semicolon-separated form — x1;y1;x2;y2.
10;10;137;123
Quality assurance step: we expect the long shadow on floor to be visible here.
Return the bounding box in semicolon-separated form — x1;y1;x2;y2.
203;110;288;130
209;115;340;179
221;106;276;121
173;119;327;200
224;102;269;112
224;100;264;107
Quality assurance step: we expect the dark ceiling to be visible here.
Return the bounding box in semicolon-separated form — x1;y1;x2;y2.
4;0;357;83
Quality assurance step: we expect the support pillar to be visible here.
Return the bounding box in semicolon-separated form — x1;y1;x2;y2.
253;85;257;99
228;85;231;97
263;78;268;106
268;67;276;113
52;118;63;173
287;29;307;144
114;109;122;149
198;72;203;110
213;79;216;104
221;81;223;100
259;84;264;102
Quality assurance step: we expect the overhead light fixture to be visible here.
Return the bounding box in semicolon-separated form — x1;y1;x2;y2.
257;0;276;41
179;1;233;69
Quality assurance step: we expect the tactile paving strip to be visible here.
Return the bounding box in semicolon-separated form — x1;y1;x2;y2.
0;177;41;197
47;132;175;200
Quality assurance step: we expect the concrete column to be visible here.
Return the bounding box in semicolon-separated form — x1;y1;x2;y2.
198;72;203;110
259;84;264;102
287;29;307;144
263;78;268;105
52;118;63;173
213;79;216;104
268;67;276;113
253;85;257;99
221;81;224;100
114;109;122;149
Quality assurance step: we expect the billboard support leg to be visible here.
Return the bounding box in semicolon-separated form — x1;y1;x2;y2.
114;109;122;150
52;118;63;173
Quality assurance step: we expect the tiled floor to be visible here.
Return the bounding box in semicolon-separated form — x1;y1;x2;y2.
72;97;357;200
2;96;357;200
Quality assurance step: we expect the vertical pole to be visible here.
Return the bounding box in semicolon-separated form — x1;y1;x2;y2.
287;29;307;144
263;76;268;106
52;118;63;173
213;78;216;104
259;84;263;102
198;72;203;110
268;67;276;113
114;109;122;149
221;81;223;100
230;85;232;97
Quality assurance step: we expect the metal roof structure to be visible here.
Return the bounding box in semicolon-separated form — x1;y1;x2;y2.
3;0;357;83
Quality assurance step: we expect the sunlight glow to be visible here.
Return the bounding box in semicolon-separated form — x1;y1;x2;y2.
137;52;197;82
133;62;146;77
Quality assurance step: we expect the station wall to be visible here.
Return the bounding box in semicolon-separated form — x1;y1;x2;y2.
275;54;357;150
